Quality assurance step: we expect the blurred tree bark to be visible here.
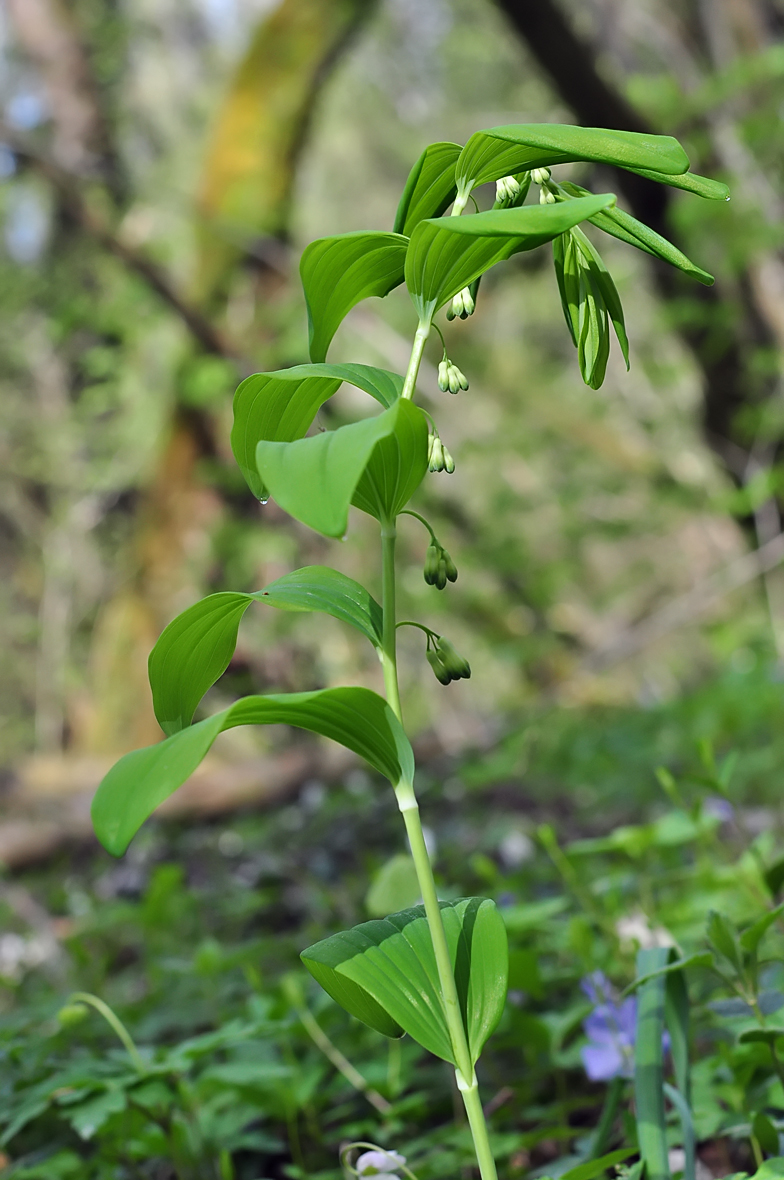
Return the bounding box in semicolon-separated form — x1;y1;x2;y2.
494;0;782;483
5;0;375;759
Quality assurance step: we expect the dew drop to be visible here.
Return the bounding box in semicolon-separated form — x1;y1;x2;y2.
725;194;731;202
258;495;269;506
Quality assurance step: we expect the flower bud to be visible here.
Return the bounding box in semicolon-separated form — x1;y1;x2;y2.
428;434;444;472
443;550;458;582
437;359;450;392
531;167;551;185
446;363;468;393
495;174;521;203
57;1002;89;1028
539;187;556;205
442;445;455;474
427;649;451;685
435;557;448;590
436;637;471;680
423;543;440;585
447;287;474;321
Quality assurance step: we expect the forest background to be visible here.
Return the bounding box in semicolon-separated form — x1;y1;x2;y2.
4;1;784;1177
2;0;784;847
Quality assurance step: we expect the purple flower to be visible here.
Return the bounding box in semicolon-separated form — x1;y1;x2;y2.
703;796;735;823
580;972;669;1082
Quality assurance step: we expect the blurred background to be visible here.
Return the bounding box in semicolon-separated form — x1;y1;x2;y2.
1;0;784;864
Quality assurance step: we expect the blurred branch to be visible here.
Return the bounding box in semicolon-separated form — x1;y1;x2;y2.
493;0;779;476
581;531;784;672
2;122;247;366
5;0;125;200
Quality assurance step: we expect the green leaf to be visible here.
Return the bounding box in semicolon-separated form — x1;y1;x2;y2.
559;182;714;285
67;1088;127;1140
663;1083;696;1180
92;687;413;856
259;565;383;645
740;903;784;955
405;193;616;322
231;362;402;500
625;167;730;201
559;1149;636;1180
572;226;630;370
753;1113;781;1157
394;141;461;235
634;946;670;1180
365;854;421;918
622;952;714;997
707;910;744;971
301;897;508;1064
256;397;428;537
148;566;383;735
456;124;689;197
764;856;784;897
300;231;408;362
739;1028;784;1045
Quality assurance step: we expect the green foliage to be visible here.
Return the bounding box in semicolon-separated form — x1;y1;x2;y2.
92;687;412;854
255;396;429;536
302;898;508;1064
455;124;690;195
301;233;409;362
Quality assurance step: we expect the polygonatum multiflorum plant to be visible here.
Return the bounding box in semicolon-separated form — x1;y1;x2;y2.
91;124;727;1179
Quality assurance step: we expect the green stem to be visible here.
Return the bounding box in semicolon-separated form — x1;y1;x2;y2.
401;322;430;400
380;526;403;721
379;517;498;1180
69;991;145;1073
400;508;438;544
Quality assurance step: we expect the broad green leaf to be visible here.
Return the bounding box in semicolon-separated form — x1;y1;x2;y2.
256;397;428;537
456;124;689;198
559;182;715;285
231;362;402;500
301;897;508;1064
393;141;461;235
92;687;413;856
625;167;730;201
572;226;630;370
634;947;670;1180
149;566;383;735
300;231;408;362
405;193;616;322
764;855;784;897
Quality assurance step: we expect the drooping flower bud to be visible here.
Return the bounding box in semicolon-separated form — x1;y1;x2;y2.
531;167;551;186
57;1002;89;1028
436;637;471;680
423;543;441;585
539;187;557;205
447;363;468;394
427;648;451;685
495;174;521;203
442;444;456;474
443;550;458;583
428;433;445;473
446;287;475;321
437;359;450;392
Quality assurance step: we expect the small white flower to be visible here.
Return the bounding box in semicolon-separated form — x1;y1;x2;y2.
356;1149;407;1177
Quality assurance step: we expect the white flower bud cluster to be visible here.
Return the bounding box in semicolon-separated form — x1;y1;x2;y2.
437;358;469;395
446;286;475;320
495;174;521;203
531;167;551;185
428;432;455;474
